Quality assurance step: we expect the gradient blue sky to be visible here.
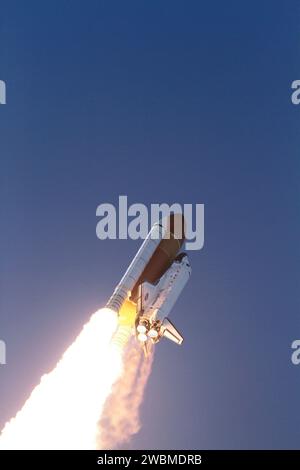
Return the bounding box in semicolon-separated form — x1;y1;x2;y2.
1;1;299;449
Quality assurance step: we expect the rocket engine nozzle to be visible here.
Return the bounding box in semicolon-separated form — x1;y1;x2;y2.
136;319;150;334
137;333;148;343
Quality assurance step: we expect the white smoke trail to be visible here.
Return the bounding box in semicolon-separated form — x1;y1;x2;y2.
0;308;123;450
98;340;154;449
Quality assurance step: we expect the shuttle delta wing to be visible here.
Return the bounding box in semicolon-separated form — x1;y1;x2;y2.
162;318;184;345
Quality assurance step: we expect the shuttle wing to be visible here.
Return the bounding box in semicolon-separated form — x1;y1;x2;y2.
162;318;184;345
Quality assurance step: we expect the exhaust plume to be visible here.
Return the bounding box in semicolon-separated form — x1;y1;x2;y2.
0;307;153;450
98;340;154;449
0;308;123;449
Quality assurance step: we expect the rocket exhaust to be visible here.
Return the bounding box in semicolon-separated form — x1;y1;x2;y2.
98;340;154;449
0;308;122;449
0;307;153;450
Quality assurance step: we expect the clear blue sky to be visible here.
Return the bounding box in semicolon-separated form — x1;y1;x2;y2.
1;1;299;449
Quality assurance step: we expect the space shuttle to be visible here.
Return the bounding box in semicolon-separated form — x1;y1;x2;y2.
107;214;191;355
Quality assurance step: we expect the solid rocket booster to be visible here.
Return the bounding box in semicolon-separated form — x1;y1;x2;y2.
106;222;165;312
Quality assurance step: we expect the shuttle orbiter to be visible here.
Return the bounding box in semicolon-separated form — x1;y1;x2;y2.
107;214;191;355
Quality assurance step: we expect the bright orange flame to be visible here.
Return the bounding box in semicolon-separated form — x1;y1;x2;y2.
0;308;124;450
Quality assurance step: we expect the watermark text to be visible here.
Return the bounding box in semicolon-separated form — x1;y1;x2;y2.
0;80;6;104
0;339;6;365
96;196;204;251
291;340;300;365
291;80;300;105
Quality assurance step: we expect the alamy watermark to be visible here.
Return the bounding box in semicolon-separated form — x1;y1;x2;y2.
0;80;6;104
291;80;300;105
291;340;300;365
96;196;204;251
290;78;299;362
0;339;6;365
